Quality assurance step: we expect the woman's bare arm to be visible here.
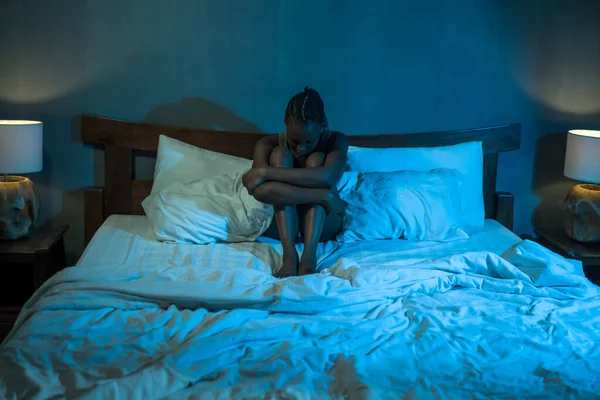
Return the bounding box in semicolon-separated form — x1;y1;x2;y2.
252;182;340;214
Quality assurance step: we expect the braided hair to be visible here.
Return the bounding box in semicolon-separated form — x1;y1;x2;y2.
285;87;329;134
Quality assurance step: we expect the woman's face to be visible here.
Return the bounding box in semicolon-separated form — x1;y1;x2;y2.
285;119;321;157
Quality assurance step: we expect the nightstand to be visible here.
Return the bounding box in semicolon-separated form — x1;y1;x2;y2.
534;225;600;284
0;225;69;342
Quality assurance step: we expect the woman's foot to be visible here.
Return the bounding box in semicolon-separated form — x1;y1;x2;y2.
298;253;317;276
274;248;299;278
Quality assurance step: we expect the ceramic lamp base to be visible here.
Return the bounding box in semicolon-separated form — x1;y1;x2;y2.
563;183;600;243
0;176;40;240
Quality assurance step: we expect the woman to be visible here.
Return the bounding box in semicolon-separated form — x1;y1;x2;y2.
242;87;348;277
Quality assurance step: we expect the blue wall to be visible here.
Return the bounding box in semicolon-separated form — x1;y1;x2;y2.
1;0;599;261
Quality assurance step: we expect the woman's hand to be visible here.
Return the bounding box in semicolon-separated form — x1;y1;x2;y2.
242;167;267;194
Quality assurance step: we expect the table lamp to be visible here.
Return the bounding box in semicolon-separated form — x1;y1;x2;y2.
0;120;43;240
563;129;600;243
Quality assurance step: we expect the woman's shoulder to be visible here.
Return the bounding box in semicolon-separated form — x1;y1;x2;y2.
321;130;348;153
329;130;348;145
326;130;346;142
258;134;281;145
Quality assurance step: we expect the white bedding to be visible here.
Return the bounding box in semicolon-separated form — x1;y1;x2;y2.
2;217;600;399
78;215;522;273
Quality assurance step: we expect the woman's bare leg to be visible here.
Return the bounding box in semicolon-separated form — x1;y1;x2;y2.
262;147;299;278
298;152;344;276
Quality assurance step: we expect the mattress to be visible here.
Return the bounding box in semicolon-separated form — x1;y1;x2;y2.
77;215;523;273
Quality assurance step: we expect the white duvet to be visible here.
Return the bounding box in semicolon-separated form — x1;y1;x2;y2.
1;240;600;399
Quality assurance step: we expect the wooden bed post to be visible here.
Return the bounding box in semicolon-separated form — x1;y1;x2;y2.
483;153;499;219
84;187;104;246
104;145;133;217
495;192;515;231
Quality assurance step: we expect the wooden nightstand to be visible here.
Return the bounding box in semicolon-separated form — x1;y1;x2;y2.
0;225;68;342
535;225;600;284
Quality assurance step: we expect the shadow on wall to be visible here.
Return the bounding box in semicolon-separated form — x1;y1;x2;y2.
143;97;263;132
127;97;265;180
531;131;570;230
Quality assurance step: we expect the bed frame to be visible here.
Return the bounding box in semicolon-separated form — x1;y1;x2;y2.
81;116;521;245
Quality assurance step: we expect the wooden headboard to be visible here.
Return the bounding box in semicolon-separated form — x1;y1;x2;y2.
81;115;521;245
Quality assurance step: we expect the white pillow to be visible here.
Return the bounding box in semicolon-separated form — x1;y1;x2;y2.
142;172;274;244
346;141;484;229
151;135;252;194
337;169;469;242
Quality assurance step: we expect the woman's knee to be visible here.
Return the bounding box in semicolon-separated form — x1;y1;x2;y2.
306;152;325;168
270;146;294;168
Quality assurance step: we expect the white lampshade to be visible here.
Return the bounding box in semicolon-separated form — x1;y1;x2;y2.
0;120;43;174
564;130;600;184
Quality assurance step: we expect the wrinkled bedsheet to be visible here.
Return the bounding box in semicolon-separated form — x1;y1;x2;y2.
1;240;599;399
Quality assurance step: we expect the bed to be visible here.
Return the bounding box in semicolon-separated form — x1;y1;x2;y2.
1;117;600;399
